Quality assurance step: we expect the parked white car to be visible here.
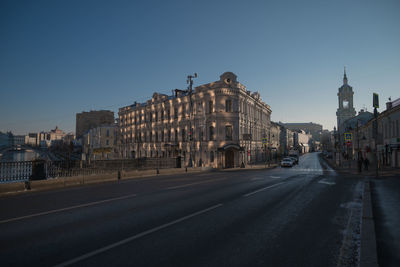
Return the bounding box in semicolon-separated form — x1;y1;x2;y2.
281;158;294;167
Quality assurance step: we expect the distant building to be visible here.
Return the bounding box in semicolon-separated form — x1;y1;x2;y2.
12;135;25;146
118;72;272;168
320;130;334;152
83;125;116;160
270;122;282;158
281;122;322;141
25;133;39;146
49;126;65;142
276;123;295;156
76;110;115;139
63;133;76;144
293;130;311;153
28;126;68;148
0;131;11;148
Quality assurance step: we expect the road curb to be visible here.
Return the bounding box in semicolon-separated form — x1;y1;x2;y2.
0;167;210;197
359;180;378;267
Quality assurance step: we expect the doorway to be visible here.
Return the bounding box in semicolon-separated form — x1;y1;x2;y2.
225;150;235;168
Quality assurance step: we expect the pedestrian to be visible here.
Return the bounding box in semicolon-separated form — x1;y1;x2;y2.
364;157;369;171
358;156;363;173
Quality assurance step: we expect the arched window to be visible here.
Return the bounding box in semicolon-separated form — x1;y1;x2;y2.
210;151;214;162
209;126;214;141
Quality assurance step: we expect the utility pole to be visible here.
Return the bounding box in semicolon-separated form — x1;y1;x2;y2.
373;93;379;178
187;73;197;168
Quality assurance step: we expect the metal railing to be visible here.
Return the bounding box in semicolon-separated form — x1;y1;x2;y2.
0;158;179;183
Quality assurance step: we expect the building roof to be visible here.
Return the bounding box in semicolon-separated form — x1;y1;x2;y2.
342;111;374;130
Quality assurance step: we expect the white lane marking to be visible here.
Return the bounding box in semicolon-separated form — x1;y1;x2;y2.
55;203;223;267
165;179;225;190
243;182;286;197
318;180;336;186
0;193;137;224
269;176;281;179
251;177;263;181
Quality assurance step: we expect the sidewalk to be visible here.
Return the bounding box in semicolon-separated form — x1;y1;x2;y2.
321;155;400;266
322;156;399;178
370;176;400;266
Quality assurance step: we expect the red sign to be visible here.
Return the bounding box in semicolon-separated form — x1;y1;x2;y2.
346;141;352;147
247;150;250;156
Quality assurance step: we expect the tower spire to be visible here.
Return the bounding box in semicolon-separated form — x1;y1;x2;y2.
343;66;348;85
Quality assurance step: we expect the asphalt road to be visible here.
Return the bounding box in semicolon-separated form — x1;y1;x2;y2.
0;153;363;266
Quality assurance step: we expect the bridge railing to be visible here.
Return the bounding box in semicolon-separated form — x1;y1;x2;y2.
0;158;179;183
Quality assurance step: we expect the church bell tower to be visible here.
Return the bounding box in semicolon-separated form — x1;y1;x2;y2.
336;68;356;131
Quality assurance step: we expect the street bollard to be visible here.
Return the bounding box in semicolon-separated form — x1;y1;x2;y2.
24;181;31;190
118;170;121;181
185;167;188;172
156;168;160;174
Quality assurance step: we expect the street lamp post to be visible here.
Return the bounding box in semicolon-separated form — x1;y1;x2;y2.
374;107;379;178
187;73;197;168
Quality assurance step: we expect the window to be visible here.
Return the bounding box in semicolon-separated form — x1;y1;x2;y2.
226;99;232;112
174;107;178;119
209;126;214;141
168;129;171;142
200;130;204;141
161;131;164;142
106;139;109;146
182;105;186;117
155;132;158;142
208;101;213;113
150;132;152;142
189;128;193;141
175;130;178;142
210;151;214;162
168;110;171;120
226;125;233;140
182;129;186;142
155;112;158;121
106;129;110;137
161;110;164;121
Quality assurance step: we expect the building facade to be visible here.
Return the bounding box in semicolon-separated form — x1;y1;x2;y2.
83;125;117;160
118;72;272;168
76;110;115;139
353;98;400;168
269;122;282;159
282;122;322;141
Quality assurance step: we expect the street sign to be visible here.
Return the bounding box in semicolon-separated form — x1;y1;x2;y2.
373;93;379;108
243;134;252;140
344;132;352;141
262;138;267;144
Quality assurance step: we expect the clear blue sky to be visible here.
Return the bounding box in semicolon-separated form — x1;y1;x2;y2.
1;0;399;134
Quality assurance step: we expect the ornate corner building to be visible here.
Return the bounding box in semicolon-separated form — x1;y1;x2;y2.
118;72;272;168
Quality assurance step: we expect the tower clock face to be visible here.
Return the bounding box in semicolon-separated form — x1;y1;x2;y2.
343;100;349;109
